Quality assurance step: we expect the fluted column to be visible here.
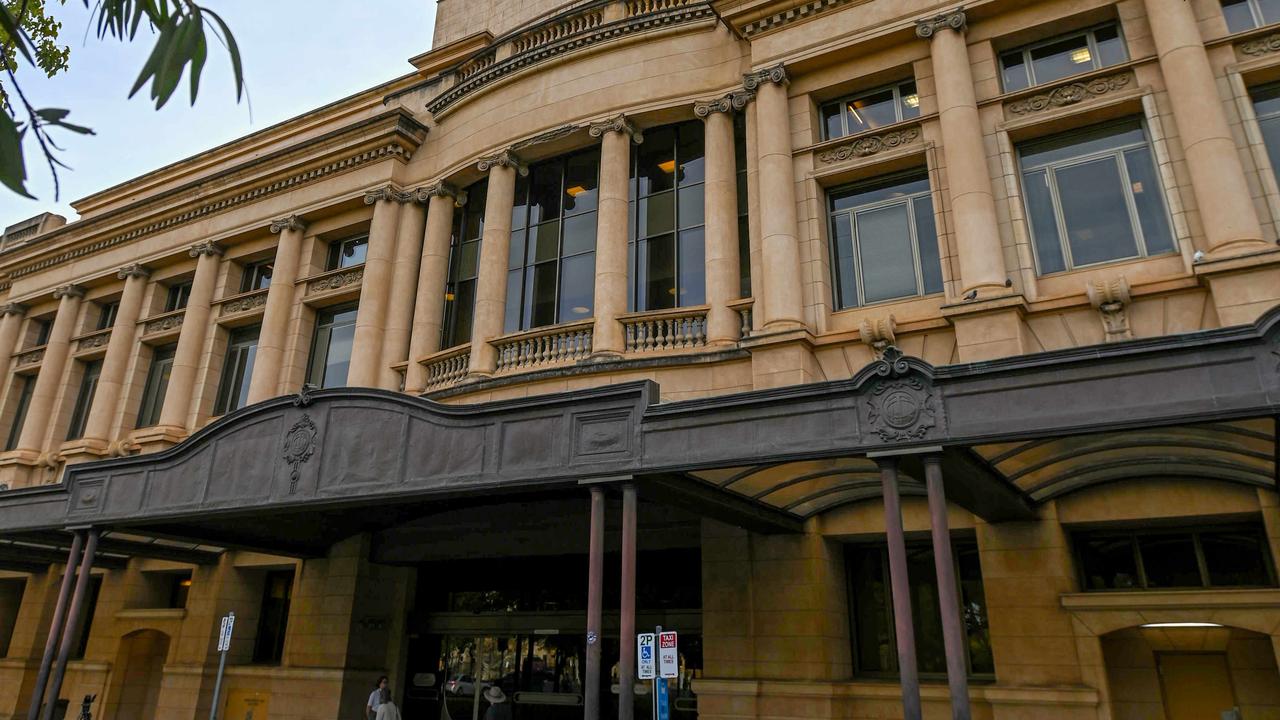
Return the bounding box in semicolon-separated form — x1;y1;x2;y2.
247;216;307;404
697;95;747;346
348;187;404;388
745;65;805;330
157;241;222;431
15;285;84;453
467;150;526;377
405;182;465;394
589;114;642;357
377;190;429;390
81;264;150;444
917;10;1008;298
1143;0;1266;255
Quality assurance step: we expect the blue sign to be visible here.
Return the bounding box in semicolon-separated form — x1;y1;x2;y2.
655;677;669;720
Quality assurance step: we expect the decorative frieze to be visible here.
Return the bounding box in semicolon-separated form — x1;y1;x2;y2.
512;124;582;150
143;312;184;335
188;240;224;258
219;290;269;316
915;8;966;38
477;150;529;176
75;329;112;352
742;64;788;90
693;90;753;118
116;263;150;280
306;268;364;296
269;215;307;234
1087;276;1133;342
817;126;921;164
16;348;44;366
588;114;644;142
52;284;86;300
741;0;859;38
1240;31;1280;57
1006;73;1133;117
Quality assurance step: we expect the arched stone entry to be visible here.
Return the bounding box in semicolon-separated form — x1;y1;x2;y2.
1101;624;1280;719
105;630;170;720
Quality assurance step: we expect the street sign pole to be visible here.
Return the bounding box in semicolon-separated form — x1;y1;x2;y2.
209;612;234;720
638;626;676;720
652;626;662;720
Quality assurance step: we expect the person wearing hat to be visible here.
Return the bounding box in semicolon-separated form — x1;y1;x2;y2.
482;686;512;720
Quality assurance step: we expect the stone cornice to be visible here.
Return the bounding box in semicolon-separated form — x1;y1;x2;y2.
694;90;754;117
52;284;86;300
418;181;468;206
915;7;966;38
269;215;307;234
477;150;530;176
743;64;788;90
738;0;867;38
189;241;224;258
116;263;151;280
588;114;644;142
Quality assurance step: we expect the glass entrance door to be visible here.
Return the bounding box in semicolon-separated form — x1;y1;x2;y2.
439;633;586;720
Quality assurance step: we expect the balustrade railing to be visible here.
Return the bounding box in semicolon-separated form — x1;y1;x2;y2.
423;346;471;389
626;0;696;16
620;306;708;352
511;8;604;54
493;320;593;372
728;298;754;339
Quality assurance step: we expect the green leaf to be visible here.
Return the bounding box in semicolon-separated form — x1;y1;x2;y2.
204;8;243;102
35;108;71;122
127;11;179;101
150;14;193;108
188;20;207;105
0;110;34;199
0;4;36;65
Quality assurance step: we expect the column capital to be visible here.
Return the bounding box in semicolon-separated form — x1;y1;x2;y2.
116;263;151;281
588;114;644;143
269;215;307;234
188;240;224;258
52;284;85;300
915;7;966;38
694;89;754;118
0;302;27;317
477;149;529;176
417;181;468;206
743;64;788;91
364;185;406;205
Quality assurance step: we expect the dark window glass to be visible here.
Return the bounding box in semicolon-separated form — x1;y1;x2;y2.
308;305;358;389
1252;82;1280;193
1223;0;1280;33
327;236;368;270
820;81;920;140
1077;535;1141;590
164;282;192;313
1200;531;1273;586
168;573;192;609
4;377;33;451
0;577;26;657
735;113;752;297
214;326;259;415
31;318;51;347
253;570;294;664
136;345;175;428
630;120;706;311
443;179;486;349
71;576;102;659
999;23;1129;91
1137;534;1202;588
846;541;993;677
1074;526;1275;590
96;302;119;331
65;360;102;440
240;261;274;293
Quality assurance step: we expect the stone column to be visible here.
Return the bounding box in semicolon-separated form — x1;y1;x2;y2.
0;304;27;375
15;284;84;453
876;456;922;720
378;190;429;390
81;264;150;446
745;65;805;331
589;115;641;358
157;241;222;432
467;150;526;377
247;216;306;405
1144;0;1266;255
404;183;465;394
348;187;404;388
697;95;747;346
917;10;1008;298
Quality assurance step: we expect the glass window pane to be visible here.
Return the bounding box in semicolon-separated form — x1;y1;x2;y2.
530;221;561;264
504;269;523;334
1023;169;1067;274
831;213;858;309
1258;115;1280;191
1054;157;1141;266
564;151;600;216
528;162;562;225
1001;52;1030;92
831;176;930;212
334;237;368;269
459;241;480;280
1094;24;1127;68
1200;531;1273;586
464;182;487;240
562;213;596;257
1253;83;1280;119
738;214;752;298
1078;536;1140;589
511;174;529;230
907;545;946;673
848;546;892;672
1019;119;1145;167
1223;0;1258;32
677;121;706;186
446;280;476;347
899;81;921;120
636;126;676;196
529;263;558;328
822;102;845;139
1138;535;1202;588
1029;34;1094;85
1123;147;1176;255
956;546;994;674
678;184;705;229
639;191;676;238
846;89;898;134
508;231;526;271
1262;0;1280;25
642;234;677;311
912;197;944;294
855;203;919;303
677;227;706;307
558;253;595;322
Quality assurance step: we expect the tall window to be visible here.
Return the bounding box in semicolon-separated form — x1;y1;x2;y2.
828;173;943;309
629;121;706;311
136;345;175;428
735;113;751;296
4;377;32;451
1075;524;1276;590
847;541;993;677
1019;119;1176;274
821;81;920;140
308;305;358;388
1000;23;1127;92
253;569;294;664
241;261;274;292
1223;0;1280;32
326;235;369;270
442;179;486;349
95;302;119;331
30;318;51;347
164;282;192;312
65;360;102;440
214;326;259;415
1252;82;1280;189
505;148;600;332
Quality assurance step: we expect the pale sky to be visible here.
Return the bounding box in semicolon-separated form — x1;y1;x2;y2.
1;1;437;228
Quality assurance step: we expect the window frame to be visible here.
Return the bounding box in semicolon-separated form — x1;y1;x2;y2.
1017;119;1177;274
96;301;119;331
240;260;274;293
214;326;260;415
326;234;370;271
999;22;1128;92
65;360;102;440
135;345;176;428
307;303;359;389
442;180;486;350
164;282;192;313
30;318;51;347
1073;524;1278;591
1222;0;1280;33
4;376;33;451
820;80;921;141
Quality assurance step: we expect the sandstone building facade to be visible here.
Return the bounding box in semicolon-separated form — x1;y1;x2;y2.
1;0;1280;719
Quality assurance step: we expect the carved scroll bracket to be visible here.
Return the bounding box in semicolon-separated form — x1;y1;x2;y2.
1086;275;1133;342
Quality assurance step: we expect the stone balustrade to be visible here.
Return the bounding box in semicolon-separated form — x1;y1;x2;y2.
492;320;594;372
728;298;754;339
511;6;604;54
620;306;709;352
422;346;472;390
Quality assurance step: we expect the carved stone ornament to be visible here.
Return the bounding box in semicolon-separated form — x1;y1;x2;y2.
219;291;268;316
861;347;938;442
694;90;754;118
417;181;468;207
52;284;86;300
76;331;111;352
364;185;403;204
743;64;788;90
306;268;364;295
269;215;307;234
1240;32;1280;57
477;149;530;176
1086;275;1133;342
116;263;150;280
188;240;224;258
17;348;44;366
293;382;318;408
859;315;897;355
513;124;583;150
915;8;966;39
588;114;644;143
0;303;27;317
818;127;921;164
282;413;318;494
1006;74;1132;116
144;313;184;335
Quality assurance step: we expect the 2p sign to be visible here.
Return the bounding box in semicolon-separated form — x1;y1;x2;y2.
637;633;656;680
658;631;678;679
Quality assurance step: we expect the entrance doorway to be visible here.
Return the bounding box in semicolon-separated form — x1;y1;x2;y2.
106;630;170;720
1157;653;1236;720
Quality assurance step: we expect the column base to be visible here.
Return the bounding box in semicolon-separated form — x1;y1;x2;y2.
940;294;1032;362
1194;247;1280;327
586;350;625;363
744;329;821;390
59;438;110;466
0;449;58;489
131;425;188;454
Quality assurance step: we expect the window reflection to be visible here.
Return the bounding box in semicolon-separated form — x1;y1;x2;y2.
1000;23;1127;92
820;81;920;141
629;122;706;311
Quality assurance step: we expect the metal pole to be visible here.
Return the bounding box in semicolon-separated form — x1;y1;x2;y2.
924;456;972;720
878;459;921;720
208;646;228;720
43;528;99;720
26;530;84;720
652;625;662;720
584;486;605;720
619;483;638;720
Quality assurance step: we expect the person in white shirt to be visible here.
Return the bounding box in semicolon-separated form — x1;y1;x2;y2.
366;676;389;720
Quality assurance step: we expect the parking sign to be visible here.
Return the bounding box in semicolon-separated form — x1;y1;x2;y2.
637;633;656;679
657;631;678;678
